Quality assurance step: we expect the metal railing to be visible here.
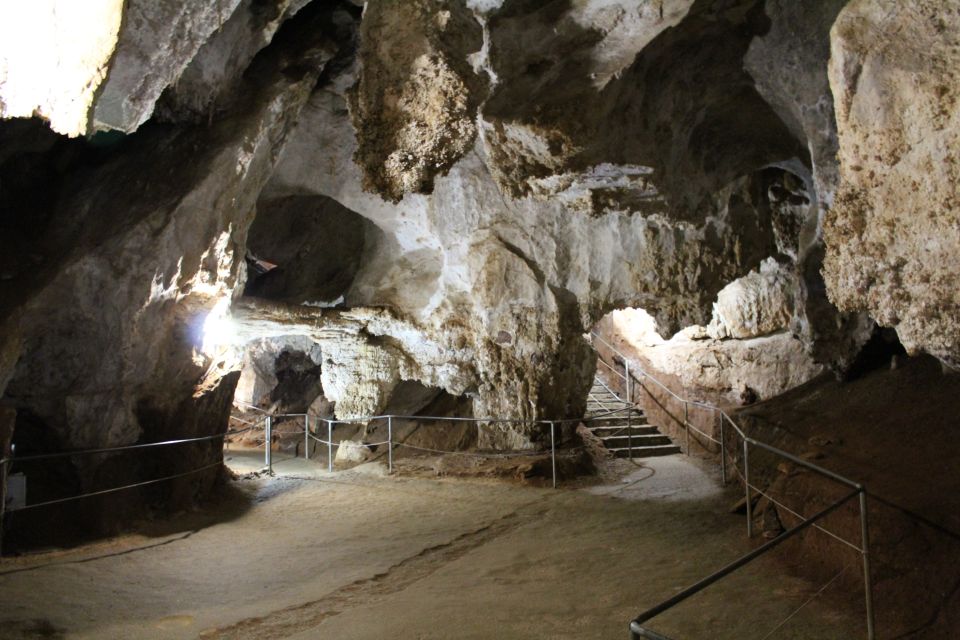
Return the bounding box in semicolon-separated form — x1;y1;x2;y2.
0;422;263;550
0;398;643;551
588;331;875;640
239;404;643;489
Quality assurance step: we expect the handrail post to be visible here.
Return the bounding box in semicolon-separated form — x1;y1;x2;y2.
625;361;631;403
304;414;310;461
387;416;393;474
744;438;752;538
550;422;557;489
860;490;876;639
327;420;333;473
265;416;273;474
719;409;727;486
0;456;8;554
628;406;633;461
684;401;690;455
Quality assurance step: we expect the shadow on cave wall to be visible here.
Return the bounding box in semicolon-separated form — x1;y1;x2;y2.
244;194;368;306
484;0;807;220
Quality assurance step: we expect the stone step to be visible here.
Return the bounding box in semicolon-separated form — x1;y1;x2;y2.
588;425;657;436
585;408;635;416
587;414;646;424
607;444;683;458
600;434;673;448
587;403;639;418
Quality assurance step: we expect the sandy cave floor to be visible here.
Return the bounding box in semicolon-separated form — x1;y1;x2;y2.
0;454;863;640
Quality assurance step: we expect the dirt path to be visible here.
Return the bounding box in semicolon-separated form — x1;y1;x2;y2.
0;457;861;639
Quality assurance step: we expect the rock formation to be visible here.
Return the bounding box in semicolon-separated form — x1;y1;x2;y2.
824;0;960;368
1;0;959;528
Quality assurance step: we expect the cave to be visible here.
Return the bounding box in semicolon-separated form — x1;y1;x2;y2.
1;0;959;638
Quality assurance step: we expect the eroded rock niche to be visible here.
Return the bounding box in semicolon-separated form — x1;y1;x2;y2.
1;0;959;538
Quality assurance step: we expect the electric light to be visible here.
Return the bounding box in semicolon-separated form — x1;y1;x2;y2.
201;297;236;357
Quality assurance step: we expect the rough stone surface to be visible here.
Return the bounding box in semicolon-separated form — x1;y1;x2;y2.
481;0;804;215
156;0;314;122
0;0;124;136
824;0;960;367
0;9;335;537
707;258;797;340
0;0;339;136
92;0;242;133
264;82;791;444
335;439;372;464
348;0;487;202
245;194;368;305
234;336;324;412
598;309;824;404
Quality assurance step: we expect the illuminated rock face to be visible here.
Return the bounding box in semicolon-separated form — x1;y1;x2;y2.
264;88;784;441
347;0;487;202
707;258;797;341
0;0;125;136
598;308;824;405
0;0;313;136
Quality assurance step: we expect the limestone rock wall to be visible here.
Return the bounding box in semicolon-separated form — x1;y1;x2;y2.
234;335;325;412
348;0;488;202
5;23;332;448
0;6;339;535
91;0;243;133
824;0;960;367
265;83;786;438
597;308;824;406
156;0;316;122
0;0;125;137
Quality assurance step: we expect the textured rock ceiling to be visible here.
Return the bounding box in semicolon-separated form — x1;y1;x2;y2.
1;0;958;466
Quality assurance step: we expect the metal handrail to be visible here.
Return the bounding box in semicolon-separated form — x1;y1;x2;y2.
630;489;863;640
302;406;639;482
588;330;875;639
233;400;273;415
0;426;257;541
0;401;638;532
0;427;257;466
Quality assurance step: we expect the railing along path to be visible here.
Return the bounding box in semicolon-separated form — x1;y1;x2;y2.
0;399;640;547
589;331;875;640
0;336;877;638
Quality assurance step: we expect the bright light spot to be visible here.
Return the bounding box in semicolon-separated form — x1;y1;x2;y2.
201;297;236;357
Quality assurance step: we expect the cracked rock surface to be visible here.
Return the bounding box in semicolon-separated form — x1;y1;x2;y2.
824;0;960;367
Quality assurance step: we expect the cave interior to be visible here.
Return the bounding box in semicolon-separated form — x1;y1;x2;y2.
1;0;959;638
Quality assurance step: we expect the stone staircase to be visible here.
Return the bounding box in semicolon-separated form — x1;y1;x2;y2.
586;377;681;458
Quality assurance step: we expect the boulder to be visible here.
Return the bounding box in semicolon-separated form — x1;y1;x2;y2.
335;439;372;464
